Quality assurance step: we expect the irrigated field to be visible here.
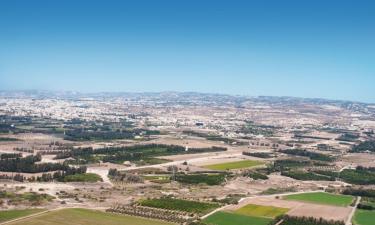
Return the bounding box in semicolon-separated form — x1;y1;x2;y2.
234;204;289;218
203;211;272;225
0;209;45;223
6;208;174;225
284;192;354;207
353;209;375;225
203;160;263;170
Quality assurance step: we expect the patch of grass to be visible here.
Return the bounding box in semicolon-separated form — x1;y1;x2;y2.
284;192;354;207
135;158;171;166
139;197;219;215
234;204;289;218
204;160;263;171
261;187;296;195
353;209;375;225
63;173;102;182
0;209;45;223
0;191;54;206
6;208;174;225
203;211;272;225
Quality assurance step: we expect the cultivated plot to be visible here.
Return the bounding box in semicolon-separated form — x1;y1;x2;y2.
0;209;45;223
203;160;263;171
6;208;175;225
353;209;375;225
203;211;272;225
284;192;354;207
234;204;289;218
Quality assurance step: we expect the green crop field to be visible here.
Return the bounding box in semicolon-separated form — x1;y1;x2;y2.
203;160;263;170
284;192;354;207
0;209;45;223
234;204;289;218
203;211;272;225
353;209;375;225
139;198;219;214
63;173;103;182
6;208;174;225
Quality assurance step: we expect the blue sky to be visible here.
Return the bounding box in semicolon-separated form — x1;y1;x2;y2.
0;0;374;102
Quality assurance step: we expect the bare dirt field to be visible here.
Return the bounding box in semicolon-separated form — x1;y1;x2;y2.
338;153;375;167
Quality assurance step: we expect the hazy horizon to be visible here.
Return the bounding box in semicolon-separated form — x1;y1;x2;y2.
1;1;374;102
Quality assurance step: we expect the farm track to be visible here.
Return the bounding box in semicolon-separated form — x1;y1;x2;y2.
346;196;361;225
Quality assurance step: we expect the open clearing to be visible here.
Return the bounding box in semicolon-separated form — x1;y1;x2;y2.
353;209;375;225
284;192;354;207
203;211;272;225
203;160;263;170
0;209;45;223
5;208;174;225
234;204;289;218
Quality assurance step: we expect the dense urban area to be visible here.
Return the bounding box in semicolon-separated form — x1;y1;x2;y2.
0;91;374;225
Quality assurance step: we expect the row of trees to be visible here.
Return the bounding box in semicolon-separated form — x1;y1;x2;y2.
108;204;191;224
339;167;375;185
342;188;375;198
351;140;375;152
64;129;135;141
0;154;71;173
281;170;335;181
242;151;274;158
108;168;143;183
280;149;334;162
270;215;345;225
55;144;227;163
0;166;87;182
0;153;22;160
243;170;268;180
279;166;375;185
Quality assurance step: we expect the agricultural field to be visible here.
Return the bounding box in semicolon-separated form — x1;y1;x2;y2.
139;198;220;214
234;204;289;218
0;208;45;223
284;192;354;207
174;173;226;185
353;209;375;225
203;160;264;171
6;208;175;225
203;211;272;225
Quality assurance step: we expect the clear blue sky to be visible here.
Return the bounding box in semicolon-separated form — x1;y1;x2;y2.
0;0;374;102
